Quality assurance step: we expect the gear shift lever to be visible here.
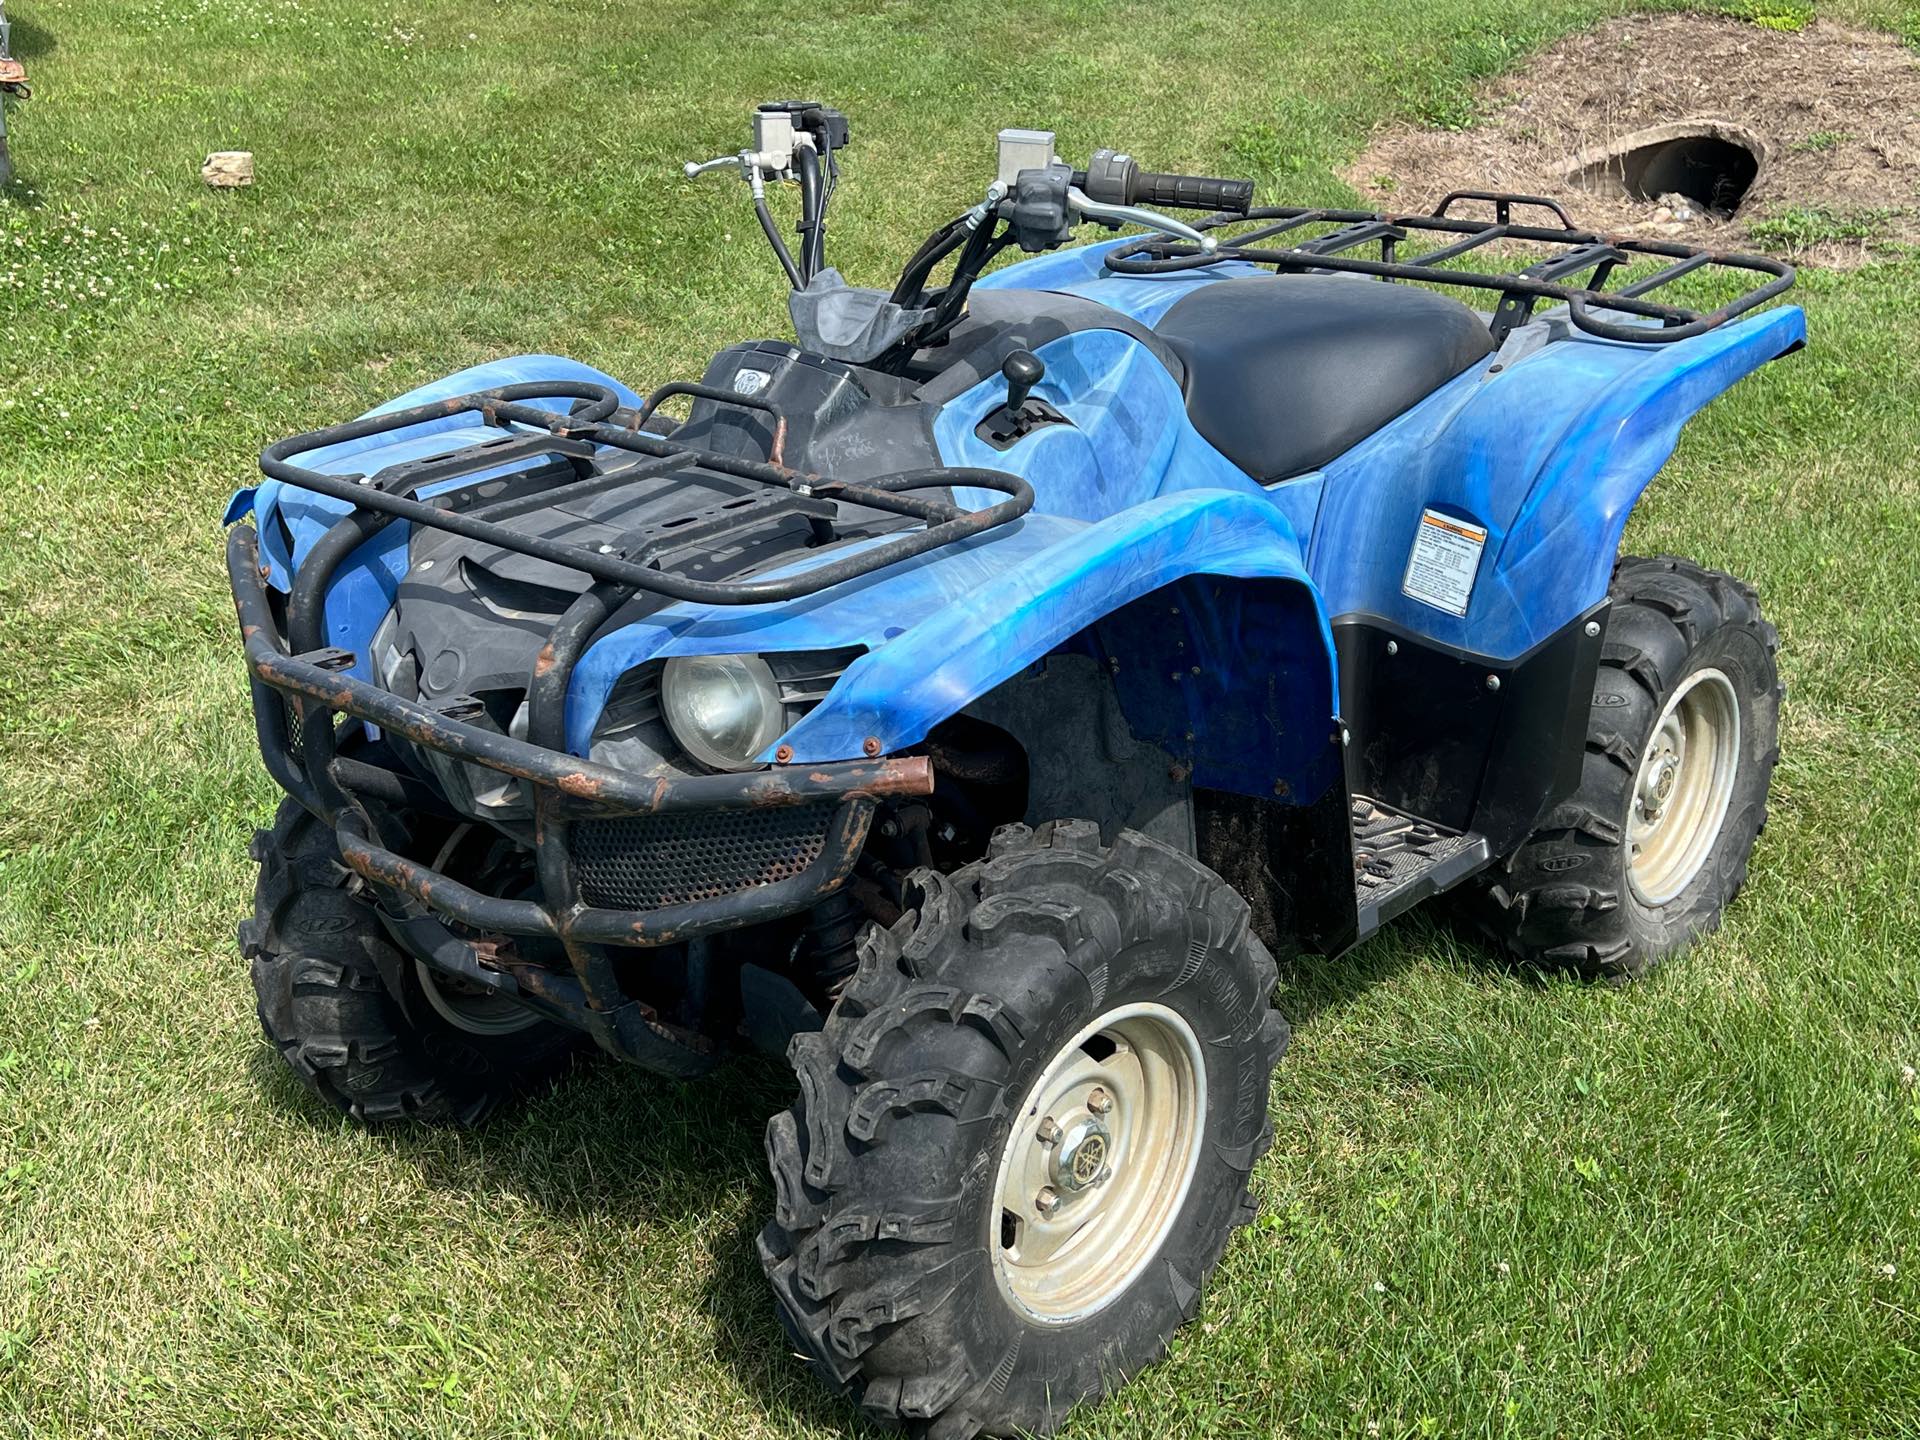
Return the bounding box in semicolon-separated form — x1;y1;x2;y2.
1001;350;1044;412
975;348;1065;450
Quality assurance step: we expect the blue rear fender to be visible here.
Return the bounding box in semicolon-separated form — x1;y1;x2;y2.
565;487;1342;800
983;236;1805;661
1306;303;1806;658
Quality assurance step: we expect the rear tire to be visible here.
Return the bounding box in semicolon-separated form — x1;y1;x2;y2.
758;820;1288;1438
1474;555;1782;981
239;797;579;1125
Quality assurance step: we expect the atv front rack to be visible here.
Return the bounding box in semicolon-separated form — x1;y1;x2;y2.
1105;191;1795;345
231;380;1032;1070
260;380;1034;604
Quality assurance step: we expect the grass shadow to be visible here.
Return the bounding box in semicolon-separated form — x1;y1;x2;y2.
240;896;1556;1438
695;1182;890;1440
250;1035;880;1431
247;1039;783;1222
5;15;55;60
1275;900;1552;1029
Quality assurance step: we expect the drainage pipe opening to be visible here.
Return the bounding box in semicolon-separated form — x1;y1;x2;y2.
1569;122;1765;219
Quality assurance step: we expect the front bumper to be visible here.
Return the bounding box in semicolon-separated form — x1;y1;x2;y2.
228;525;930;1063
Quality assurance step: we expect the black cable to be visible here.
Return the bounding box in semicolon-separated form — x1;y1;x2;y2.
917;222;1008;342
754;192;803;290
889;217;969;307
794;146;826;282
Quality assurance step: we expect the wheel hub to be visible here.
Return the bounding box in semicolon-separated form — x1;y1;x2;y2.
990;1002;1206;1324
1639;749;1680;820
1049;1113;1113;1194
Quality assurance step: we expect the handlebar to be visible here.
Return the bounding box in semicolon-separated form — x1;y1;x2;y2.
682;110;1264;364
1073;149;1254;216
1133;171;1254;215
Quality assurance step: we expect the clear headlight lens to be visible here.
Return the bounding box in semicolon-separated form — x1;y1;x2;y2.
660;653;785;772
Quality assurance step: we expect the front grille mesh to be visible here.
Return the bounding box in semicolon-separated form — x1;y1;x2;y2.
570;802;836;911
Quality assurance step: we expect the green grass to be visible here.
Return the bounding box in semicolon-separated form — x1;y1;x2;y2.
1721;0;1818;31
3;0;1920;1436
1790;129;1854;152
1747;205;1905;251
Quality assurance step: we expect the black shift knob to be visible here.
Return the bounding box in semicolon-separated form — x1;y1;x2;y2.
1001;349;1044;412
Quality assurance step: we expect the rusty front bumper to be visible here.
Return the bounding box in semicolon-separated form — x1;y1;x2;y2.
229;522;929;992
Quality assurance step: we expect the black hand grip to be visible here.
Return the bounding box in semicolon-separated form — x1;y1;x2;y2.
1133;171;1254;216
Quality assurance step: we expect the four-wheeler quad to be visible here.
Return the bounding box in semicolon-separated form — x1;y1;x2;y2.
224;102;1800;1437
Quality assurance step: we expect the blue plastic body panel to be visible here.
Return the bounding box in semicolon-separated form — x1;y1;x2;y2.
974;234;1273;324
931;325;1322;539
229;355;641;681
1302;305;1806;654
236;233;1804;802
972;239;1806;657
565;490;1334;795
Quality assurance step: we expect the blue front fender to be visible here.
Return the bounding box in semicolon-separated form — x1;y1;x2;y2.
566;487;1337;771
227;354;643;682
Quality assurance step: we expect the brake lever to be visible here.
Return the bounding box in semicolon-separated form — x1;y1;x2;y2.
683;153;747;180
1066;187;1218;253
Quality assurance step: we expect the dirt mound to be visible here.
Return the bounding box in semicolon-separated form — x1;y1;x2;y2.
1347;14;1920;266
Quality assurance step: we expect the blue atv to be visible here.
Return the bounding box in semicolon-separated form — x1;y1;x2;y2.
226;102;1801;1438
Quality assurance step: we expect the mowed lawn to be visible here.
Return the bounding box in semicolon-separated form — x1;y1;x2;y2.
2;0;1918;1435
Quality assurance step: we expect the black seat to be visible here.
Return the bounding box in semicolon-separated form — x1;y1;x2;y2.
1154;275;1495;481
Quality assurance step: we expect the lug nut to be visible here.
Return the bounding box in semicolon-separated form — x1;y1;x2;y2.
1035;1187;1060;1215
1036;1117;1061;1146
1087;1086;1113;1115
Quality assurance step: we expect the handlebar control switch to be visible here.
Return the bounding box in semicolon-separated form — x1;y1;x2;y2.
975;349;1069;451
997;129;1077;253
1006;161;1076;253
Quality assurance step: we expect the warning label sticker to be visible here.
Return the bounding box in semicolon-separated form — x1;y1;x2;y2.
1402;509;1487;618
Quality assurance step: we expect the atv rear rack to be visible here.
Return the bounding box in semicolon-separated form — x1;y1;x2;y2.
1104;191;1795;345
258;379;1034;606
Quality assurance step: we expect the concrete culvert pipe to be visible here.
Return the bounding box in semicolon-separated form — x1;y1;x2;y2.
1568;121;1767;219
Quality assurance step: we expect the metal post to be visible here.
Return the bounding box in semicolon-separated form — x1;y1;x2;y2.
0;1;16;188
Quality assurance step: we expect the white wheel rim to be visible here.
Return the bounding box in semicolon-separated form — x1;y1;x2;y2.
414;825;544;1037
414;960;544;1036
1628;667;1742;906
990;1001;1206;1325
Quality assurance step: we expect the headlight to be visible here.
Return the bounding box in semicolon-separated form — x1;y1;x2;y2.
661;653;785;772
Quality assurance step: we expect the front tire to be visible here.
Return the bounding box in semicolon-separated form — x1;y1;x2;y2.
1475;555;1782;981
759;820;1288;1438
239;797;579;1125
